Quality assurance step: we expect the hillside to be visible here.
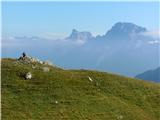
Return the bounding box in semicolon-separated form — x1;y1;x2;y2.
1;58;160;120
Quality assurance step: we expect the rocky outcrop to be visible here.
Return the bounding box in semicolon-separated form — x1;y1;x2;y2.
18;52;53;66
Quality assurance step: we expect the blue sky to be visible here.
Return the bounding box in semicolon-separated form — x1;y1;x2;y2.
2;1;159;38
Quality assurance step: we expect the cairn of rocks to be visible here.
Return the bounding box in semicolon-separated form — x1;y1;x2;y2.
18;52;53;66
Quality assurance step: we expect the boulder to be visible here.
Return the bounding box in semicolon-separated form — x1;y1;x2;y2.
43;60;54;66
55;101;58;104
42;67;50;72
25;72;32;79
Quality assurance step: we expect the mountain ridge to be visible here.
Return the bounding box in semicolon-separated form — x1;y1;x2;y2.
66;22;148;42
135;67;160;82
66;29;93;41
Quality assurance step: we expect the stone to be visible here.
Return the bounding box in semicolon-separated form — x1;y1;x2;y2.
88;76;93;82
117;115;123;120
55;101;58;104
39;61;43;64
42;67;50;72
43;60;54;66
25;72;32;79
18;53;56;67
32;65;36;69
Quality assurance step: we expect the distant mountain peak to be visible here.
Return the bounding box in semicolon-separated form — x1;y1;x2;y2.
102;22;147;40
66;29;93;41
71;29;79;35
66;22;148;42
72;29;78;32
110;22;147;33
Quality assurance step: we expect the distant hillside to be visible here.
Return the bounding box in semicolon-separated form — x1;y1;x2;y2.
135;67;160;82
2;58;160;120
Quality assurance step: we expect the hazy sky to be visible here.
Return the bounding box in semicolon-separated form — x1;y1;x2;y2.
2;1;159;38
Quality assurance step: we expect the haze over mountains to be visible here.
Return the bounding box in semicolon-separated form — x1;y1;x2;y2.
2;22;159;78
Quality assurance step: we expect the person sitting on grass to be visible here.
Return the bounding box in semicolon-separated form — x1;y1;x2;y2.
22;52;26;58
18;52;27;60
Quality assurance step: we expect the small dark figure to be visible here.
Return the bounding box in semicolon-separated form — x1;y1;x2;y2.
18;52;27;60
22;52;26;57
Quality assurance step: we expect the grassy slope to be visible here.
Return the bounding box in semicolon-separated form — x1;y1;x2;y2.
1;58;160;120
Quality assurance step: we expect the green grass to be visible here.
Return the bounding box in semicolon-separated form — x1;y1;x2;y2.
1;58;160;120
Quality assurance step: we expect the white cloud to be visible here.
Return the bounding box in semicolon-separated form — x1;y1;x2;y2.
143;30;160;39
39;32;67;40
2;37;24;47
76;39;86;45
148;40;160;45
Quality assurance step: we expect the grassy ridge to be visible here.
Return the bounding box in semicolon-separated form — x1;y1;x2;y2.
1;58;160;120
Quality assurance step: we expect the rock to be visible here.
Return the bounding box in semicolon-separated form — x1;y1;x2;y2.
25;72;32;79
88;76;93;82
43;60;54;66
117;115;123;120
42;67;50;72
18;53;56;67
55;101;58;104
39;61;43;64
32;65;36;69
18;53;43;64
